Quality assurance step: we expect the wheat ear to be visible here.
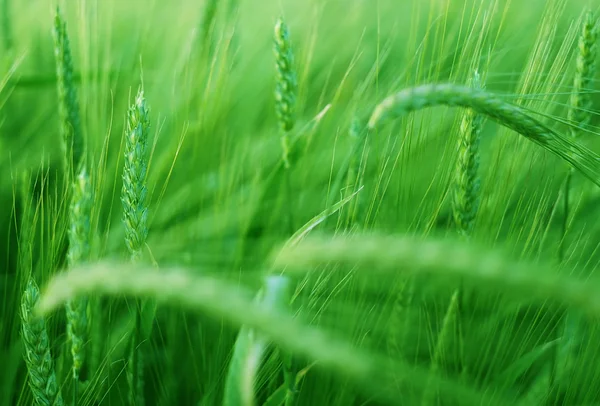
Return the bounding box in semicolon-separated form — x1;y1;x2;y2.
274;17;297;169
122;89;150;406
555;10;598;393
65;167;92;386
568;11;598;137
427;72;485;396
21;278;64;406
53;6;84;176
368;83;600;186
453;73;484;236
122;89;150;262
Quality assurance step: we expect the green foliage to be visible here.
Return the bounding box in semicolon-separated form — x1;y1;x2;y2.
1;1;600;405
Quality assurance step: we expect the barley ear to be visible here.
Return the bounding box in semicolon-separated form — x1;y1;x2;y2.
21;278;64;406
53;6;84;176
66;168;92;383
274;17;297;169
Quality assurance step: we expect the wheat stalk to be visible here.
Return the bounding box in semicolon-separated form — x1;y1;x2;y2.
368;83;600;186
21;278;64;406
36;262;500;406
272;234;600;317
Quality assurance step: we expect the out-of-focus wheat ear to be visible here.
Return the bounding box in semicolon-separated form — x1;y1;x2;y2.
453;71;484;237
555;10;598;394
21;278;64;406
561;11;598;257
274;17;298;169
122;88;151;406
122;88;150;263
53;6;84;177
65;167;92;386
568;11;598;137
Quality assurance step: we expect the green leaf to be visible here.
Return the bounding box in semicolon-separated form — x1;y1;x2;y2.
223;276;292;406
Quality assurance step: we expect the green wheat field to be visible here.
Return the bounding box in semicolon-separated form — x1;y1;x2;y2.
1;0;600;405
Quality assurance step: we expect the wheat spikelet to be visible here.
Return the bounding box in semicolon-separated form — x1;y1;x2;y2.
21;278;64;406
368;83;600;186
53;6;84;176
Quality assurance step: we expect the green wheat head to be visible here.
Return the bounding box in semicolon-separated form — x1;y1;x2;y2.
122;89;150;262
21;278;64;406
66;167;92;382
453;72;484;236
568;11;598;136
274;17;297;168
53;6;84;175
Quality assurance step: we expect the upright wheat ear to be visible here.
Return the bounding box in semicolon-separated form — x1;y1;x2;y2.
368;83;600;187
122;89;150;262
122;88;150;406
568;11;598;136
453;73;484;236
53;6;83;175
21;278;64;406
274;17;297;168
66;168;92;383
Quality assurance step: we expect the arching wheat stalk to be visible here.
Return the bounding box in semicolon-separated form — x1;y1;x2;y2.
368;83;600;186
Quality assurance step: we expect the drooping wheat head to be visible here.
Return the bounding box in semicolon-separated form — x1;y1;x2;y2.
368;83;600;187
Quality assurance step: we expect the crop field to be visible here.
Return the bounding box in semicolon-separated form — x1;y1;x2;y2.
1;0;600;405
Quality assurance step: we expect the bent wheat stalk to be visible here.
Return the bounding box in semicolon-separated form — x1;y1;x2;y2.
37;263;501;405
272;234;600;318
368;83;600;186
